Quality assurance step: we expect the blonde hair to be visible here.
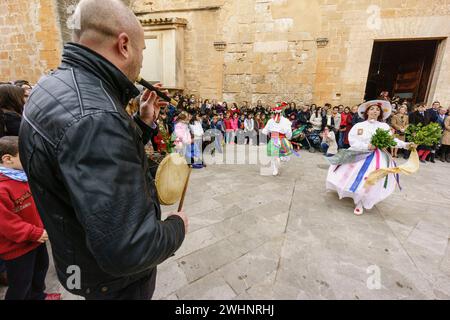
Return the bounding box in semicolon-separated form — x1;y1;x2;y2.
177;111;189;122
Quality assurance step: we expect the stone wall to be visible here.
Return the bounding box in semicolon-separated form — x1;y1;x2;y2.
314;0;450;106
2;0;450;106
134;0;322;105
0;0;61;83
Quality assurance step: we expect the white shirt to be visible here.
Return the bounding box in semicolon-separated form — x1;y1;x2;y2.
262;116;293;140
349;120;407;151
189;121;204;139
310;113;323;131
244;119;254;132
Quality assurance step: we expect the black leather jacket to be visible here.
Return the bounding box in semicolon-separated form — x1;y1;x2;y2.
19;43;185;297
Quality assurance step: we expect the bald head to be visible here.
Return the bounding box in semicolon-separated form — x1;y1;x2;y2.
73;0;140;43
71;0;145;81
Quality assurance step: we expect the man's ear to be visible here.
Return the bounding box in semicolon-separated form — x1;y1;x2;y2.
117;32;131;59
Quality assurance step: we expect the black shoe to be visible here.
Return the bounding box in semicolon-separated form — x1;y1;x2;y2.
420;159;426;164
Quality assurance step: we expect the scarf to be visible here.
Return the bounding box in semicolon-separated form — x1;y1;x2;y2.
0;166;28;182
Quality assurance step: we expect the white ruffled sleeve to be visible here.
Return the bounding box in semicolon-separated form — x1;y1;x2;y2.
286;124;293;140
348;123;369;151
262;119;273;135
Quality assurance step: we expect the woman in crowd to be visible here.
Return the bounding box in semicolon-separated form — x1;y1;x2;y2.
390;105;409;158
321;125;338;157
329;107;342;147
229;103;240;117
200;99;211;114
340;106;353;149
244;113;256;145
326;100;413;215
310;106;323;132
323;107;336;132
0;84;25;137
255;113;264;145
297;105;311;126
261;113;268;127
440;106;450;162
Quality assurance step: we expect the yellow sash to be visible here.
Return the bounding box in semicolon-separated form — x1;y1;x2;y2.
364;148;419;187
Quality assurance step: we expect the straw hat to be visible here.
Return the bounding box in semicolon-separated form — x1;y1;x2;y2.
155;153;190;205
358;100;392;120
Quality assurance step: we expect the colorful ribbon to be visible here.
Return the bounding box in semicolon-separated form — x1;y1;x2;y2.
271;137;300;158
364;148;419;188
349;151;375;192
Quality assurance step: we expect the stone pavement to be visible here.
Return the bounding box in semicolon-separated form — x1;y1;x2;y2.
1;145;449;300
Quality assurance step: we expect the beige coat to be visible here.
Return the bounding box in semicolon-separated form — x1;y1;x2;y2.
322;130;338;155
442;116;450;146
391;113;409;141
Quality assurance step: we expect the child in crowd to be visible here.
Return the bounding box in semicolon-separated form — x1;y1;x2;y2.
173;112;192;164
189;113;205;168
0;136;60;300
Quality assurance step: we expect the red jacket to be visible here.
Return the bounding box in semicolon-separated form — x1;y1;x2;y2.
229;108;240;117
224;118;234;130
0;173;44;260
340;113;351;127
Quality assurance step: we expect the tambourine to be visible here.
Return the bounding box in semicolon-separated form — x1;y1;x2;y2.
155;153;191;210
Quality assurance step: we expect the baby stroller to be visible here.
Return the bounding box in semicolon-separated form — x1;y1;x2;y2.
291;125;318;153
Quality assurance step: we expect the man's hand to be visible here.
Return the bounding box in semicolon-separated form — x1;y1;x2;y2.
168;210;189;234
37;230;48;243
139;83;169;126
368;144;376;151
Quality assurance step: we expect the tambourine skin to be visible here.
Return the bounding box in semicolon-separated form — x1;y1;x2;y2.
155;153;190;205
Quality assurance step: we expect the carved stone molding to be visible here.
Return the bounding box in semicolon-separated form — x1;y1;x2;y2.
139;17;187;27
213;41;227;51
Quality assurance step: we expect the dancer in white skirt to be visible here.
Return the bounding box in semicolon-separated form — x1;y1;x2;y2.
261;102;294;176
326;100;413;215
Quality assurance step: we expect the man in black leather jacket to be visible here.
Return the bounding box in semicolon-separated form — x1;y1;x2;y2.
18;0;187;300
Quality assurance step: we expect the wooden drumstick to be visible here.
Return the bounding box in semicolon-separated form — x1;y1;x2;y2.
177;167;192;212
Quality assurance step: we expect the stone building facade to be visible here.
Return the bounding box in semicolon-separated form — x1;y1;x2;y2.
1;0;450;107
0;0;61;83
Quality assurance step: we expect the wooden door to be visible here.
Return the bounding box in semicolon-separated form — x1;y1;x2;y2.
393;59;425;103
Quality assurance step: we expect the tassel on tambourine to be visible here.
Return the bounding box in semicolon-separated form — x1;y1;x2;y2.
136;76;178;106
155;153;191;212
